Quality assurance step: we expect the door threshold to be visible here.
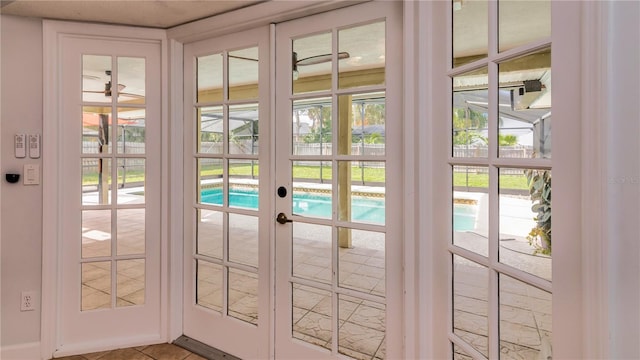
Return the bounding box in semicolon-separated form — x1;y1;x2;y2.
173;335;241;360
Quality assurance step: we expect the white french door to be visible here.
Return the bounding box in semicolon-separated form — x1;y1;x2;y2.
182;26;271;359
58;36;162;352
274;2;403;359
182;2;402;359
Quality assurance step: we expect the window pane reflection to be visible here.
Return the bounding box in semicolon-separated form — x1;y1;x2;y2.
338;92;386;156
499;0;551;53
452;0;488;67
338;21;385;89
198;106;224;154
82;158;111;205
500;275;552;359
293;223;331;284
498;49;551;159
117;57;145;104
453;67;489;158
82;261;111;311
292;284;332;351
338;228;385;296
293;32;332;94
337;161;385;225
197;260;223;312
116;259;145;307
229;104;259;155
292;98;332;156
197;53;223;103
338;295;386;359
499;168;551;281
453;166;488;257
82;55;112;103
228;268;258;325
117;108;145;154
453;255;488;357
82;210;111;258
117;158;145;205
229;47;259;101
82;107;112;154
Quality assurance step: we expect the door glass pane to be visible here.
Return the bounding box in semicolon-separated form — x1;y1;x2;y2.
197;53;223;103
229;103;259;155
453;67;489;158
499;168;551;281
82;210;111;258
498;48;551;159
83;55;112;103
338;21;385;89
293;223;331;283
229;159;259;209
197;209;223;259
499;0;551;53
339;92;386;156
337;161;385;225
453;165;489;257
117;158;144;205
292;161;332;219
338;295;386;360
116;259;145;307
198;106;224;154
117;209;145;256
499;274;552;359
338;228;385;296
292;284;332;351
453;255;488;357
197;260;223;312
293;32;332;94
229;47;259;101
117;108;145;154
293;98;332;155
198;158;223;205
229;213;258;268
83;107;112;154
82;261;111;311
117;57;145;104
228;268;258;325
453;0;488;67
82;158;111;205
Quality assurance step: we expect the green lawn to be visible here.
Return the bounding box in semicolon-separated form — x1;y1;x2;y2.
83;164;386;185
84;165;526;189
453;171;529;190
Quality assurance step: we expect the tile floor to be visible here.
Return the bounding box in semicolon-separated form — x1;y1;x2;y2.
53;343;206;360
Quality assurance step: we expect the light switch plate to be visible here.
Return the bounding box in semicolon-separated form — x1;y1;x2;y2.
24;164;40;185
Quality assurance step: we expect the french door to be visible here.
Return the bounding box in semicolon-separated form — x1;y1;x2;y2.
183;2;402;358
58;36;162;352
182;26;271;359
273;2;402;359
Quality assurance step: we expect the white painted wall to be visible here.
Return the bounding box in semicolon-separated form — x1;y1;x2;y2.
1;15;43;349
607;1;640;358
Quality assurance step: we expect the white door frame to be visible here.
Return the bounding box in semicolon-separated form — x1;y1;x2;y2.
42;21;169;359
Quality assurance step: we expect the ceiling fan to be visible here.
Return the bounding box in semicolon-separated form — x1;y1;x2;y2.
228;51;350;79
83;70;144;99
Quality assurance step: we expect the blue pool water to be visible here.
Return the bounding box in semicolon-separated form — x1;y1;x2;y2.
201;188;477;229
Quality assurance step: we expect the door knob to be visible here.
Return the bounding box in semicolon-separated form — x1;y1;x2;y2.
276;212;293;224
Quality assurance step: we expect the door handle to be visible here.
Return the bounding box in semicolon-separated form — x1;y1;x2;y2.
276;212;293;224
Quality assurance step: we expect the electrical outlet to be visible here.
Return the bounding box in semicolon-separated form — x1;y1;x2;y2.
21;291;36;312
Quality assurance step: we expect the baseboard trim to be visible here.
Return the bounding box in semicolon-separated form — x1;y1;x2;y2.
52;334;164;358
1;342;41;360
173;335;240;360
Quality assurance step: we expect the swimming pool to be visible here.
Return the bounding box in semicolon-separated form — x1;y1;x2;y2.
201;187;477;230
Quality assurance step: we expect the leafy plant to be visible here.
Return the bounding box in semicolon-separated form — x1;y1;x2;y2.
525;169;552;255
